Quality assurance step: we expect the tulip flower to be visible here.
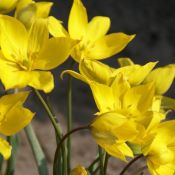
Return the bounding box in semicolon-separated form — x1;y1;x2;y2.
51;0;135;62
0;15;77;93
142;120;175;175
0;91;34;159
70;165;88;175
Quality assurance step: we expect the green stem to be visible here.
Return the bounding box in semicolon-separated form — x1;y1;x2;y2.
88;156;100;173
5;135;19;175
98;147;104;175
25;124;48;175
33;89;66;175
33;89;62;139
119;155;143;175
67;60;75;174
53;126;89;175
67;74;72;174
104;154;109;175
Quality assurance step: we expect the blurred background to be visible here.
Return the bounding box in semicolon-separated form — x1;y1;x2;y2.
13;0;175;174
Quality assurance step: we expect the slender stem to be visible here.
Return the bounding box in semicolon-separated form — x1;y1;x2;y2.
33;89;62;139
67;73;72;174
119;155;143;175
5;135;19;175
88;157;100;172
92;165;100;174
25;124;48;175
53;126;89;175
98;147;105;175
104;154;109;175
33;89;66;175
67;60;75;174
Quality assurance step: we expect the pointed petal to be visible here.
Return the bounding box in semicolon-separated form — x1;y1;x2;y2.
0;138;11;160
89;82;115;112
0;105;34;136
28;18;49;56
87;16;110;41
0;59;54;92
68;0;88;39
99;142;133;161
0;15;28;62
123;83;155;113
60;70;87;83
28;71;54;93
144;65;175;94
35;2;53;18
48;16;68;37
79;59;114;85
113;62;157;85
33;37;78;70
0;92;30;118
87;33;135;60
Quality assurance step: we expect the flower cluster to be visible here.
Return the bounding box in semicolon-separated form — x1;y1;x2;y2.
0;0;174;175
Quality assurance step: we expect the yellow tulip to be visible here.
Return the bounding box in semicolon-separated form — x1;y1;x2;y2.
70;165;88;175
61;58;157;87
0;91;34;159
51;0;135;62
0;0;18;14
89;75;165;160
0;15;77;93
142;120;175;175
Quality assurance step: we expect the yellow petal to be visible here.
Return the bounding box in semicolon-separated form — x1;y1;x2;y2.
111;74;130;101
89;82;115;112
87;33;135;60
87;16;110;41
99;142;133;161
28;71;54;93
48;16;68;37
79;59;114;85
15;1;36;29
33;37;78;70
60;70;87;83
0;138;11;160
0;92;30;119
0;58;30;90
68;0;88;39
112;62;157;85
28;18;49;56
0;58;54;92
0;15;28;62
117;57;134;67
35;2;53;18
0;105;34;136
0;0;18;14
15;1;52;29
123;83;155;113
144;65;175;94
